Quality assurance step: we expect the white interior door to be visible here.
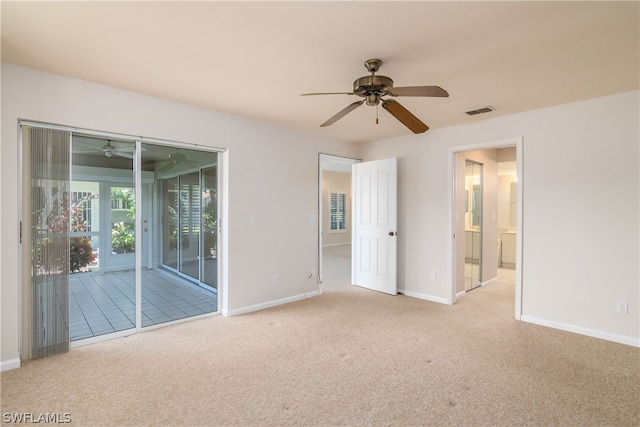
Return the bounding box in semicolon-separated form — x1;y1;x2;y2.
352;158;398;295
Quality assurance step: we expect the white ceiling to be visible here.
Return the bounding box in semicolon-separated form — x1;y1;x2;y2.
2;1;638;144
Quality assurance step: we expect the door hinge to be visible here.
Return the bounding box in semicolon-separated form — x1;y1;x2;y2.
20;221;23;244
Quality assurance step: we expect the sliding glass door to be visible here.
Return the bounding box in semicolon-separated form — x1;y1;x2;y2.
140;144;218;328
22;122;222;356
70;139;137;340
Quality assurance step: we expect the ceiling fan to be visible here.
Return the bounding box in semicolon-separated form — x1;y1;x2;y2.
302;58;448;134
101;141;135;159
75;140;137;159
158;150;196;173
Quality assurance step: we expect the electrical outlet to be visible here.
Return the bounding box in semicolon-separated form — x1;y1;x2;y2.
273;274;279;285
616;301;628;314
430;271;437;280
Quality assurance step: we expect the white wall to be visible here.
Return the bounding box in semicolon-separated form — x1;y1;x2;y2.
360;90;639;346
2;63;638;371
0;63;360;368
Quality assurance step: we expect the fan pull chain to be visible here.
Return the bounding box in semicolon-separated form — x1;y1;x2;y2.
376;104;379;124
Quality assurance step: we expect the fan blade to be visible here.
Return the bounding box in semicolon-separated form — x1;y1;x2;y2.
113;149;134;159
159;161;175;173
301;92;355;96
320;100;365;127
74;149;102;154
74;141;103;153
382;99;429;134
113;146;145;152
387;85;449;97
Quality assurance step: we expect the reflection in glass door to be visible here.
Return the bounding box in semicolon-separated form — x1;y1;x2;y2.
465;160;483;291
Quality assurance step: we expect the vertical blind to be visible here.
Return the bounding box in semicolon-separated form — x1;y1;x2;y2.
28;126;71;358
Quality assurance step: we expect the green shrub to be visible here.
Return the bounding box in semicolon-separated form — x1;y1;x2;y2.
112;222;135;253
70;236;96;272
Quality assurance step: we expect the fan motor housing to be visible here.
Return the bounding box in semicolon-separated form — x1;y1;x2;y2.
353;75;393;99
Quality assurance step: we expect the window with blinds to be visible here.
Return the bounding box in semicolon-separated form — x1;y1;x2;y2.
329;191;347;233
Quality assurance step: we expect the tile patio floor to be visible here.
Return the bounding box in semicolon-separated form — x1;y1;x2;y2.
70;269;217;341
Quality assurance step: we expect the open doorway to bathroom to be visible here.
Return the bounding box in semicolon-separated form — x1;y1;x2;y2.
452;139;522;318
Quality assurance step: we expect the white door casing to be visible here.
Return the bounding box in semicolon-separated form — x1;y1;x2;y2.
352;158;398;295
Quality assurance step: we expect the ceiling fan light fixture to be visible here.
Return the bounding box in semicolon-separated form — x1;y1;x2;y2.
103;141;114;157
366;94;380;106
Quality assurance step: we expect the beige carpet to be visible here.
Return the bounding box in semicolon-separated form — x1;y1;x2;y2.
2;272;639;426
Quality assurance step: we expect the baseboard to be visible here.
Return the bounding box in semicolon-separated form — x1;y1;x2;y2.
225;290;320;317
398;289;449;305
521;315;640;347
322;243;351;248
480;277;498;287
456;291;467;301
1;357;21;372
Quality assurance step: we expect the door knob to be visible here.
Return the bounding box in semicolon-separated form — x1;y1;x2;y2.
389;231;396;236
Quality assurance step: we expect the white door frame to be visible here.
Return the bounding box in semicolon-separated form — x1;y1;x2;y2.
449;137;523;320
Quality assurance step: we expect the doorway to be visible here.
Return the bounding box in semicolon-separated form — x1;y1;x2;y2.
451;138;523;319
318;154;359;289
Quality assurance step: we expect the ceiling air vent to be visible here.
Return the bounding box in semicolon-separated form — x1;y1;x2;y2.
465;106;495;116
